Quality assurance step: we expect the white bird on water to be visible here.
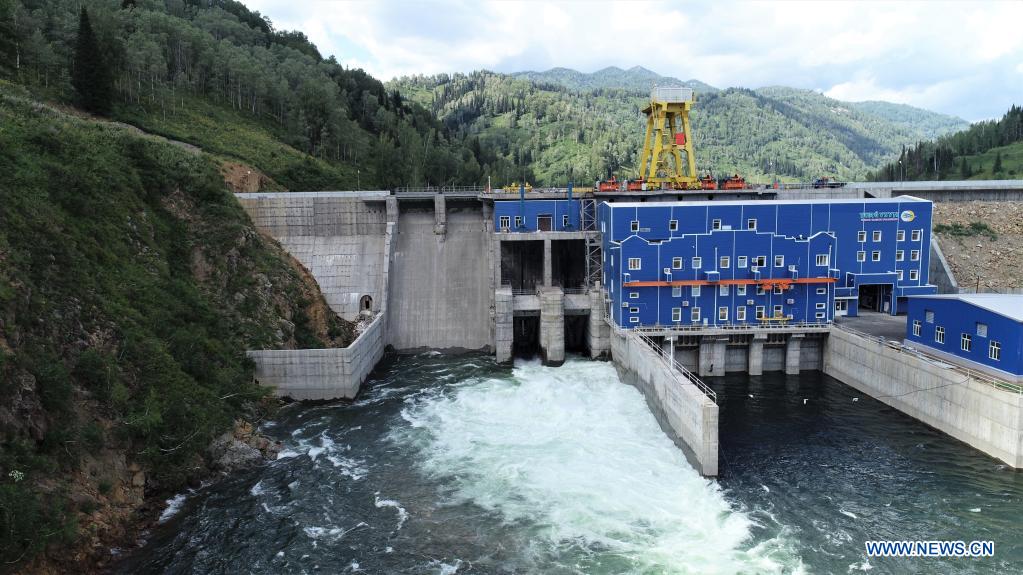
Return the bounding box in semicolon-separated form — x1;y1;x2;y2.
803;398;808;405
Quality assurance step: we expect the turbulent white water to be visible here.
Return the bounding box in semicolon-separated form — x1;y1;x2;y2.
394;358;803;574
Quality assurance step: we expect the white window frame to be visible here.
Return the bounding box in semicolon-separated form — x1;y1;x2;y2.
747;218;757;230
911;250;920;261
896;250;904;261
736;306;747;321
755;306;765;319
816;302;826;310
755;255;767;267
631;220;639;232
873;230;882;242
628;258;641;270
737;285;747;296
718;307;729;321
912;320;921;336
857;251;866;262
562;214;569;227
925;310;934;323
720;285;729;296
911;229;922;241
737;256;748;268
669;219;678;231
630;307;639;313
720;256;730;269
857;231;867;242
897;230;905;241
692;285;701;297
672;257;684;270
773;304;784;317
672;307;682;322
815;311;826;320
961;333;972;352
514;216;523;228
629;316;639;324
816;254;829;266
816;287;827;295
672;286;682;297
896;270;904;281
990;341;1001;361
629;292;639;299
935;325;945;344
871;251;881;262
773;285;784;295
692;256;702;269
977;323;988;337
909;269;919;281
691;307;701;322
756;285;766;295
499;215;511;230
774;255;784;267
712;219;722;230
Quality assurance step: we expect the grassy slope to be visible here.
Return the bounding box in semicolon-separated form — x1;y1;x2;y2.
959;141;1023;179
0;81;349;569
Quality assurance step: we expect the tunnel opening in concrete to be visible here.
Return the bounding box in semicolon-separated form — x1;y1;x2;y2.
501;241;544;291
551;239;586;289
564;315;589;355
513;316;540;358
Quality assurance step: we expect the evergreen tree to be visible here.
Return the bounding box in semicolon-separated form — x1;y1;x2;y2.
960;158;972;179
0;0;15;76
993;151;1003;173
71;7;112;115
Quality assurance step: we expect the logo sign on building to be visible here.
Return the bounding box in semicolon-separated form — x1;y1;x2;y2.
900;210;916;222
859;210;901;222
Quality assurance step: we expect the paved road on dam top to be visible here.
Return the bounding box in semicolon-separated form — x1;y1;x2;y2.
116;353;1023;574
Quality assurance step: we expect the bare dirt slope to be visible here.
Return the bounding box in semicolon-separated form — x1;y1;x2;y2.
933;201;1023;291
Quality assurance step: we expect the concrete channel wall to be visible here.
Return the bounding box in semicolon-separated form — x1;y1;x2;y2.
246;313;386;401
237;192;389;321
611;327;719;476
823;327;1023;468
387;206;494;351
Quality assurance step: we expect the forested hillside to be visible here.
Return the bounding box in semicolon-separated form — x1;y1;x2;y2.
871;105;1023;181
0;0;505;189
512;66;719;95
392;70;967;185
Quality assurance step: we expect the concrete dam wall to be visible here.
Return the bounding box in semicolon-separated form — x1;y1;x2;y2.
387;204;493;351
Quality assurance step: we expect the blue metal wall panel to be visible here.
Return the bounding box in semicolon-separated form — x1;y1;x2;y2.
494;200;581;232
905;298;1023;377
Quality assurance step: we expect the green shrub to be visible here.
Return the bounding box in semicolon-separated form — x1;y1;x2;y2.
0;482;75;566
934;221;998;240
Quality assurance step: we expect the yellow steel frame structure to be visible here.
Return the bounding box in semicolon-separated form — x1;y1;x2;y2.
638;92;701;190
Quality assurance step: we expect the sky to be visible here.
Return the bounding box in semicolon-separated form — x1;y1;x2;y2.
243;0;1023;122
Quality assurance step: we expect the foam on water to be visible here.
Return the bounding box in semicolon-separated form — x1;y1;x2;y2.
157;493;188;524
394;358;803;573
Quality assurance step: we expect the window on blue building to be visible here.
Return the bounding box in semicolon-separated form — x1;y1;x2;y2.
754;255;767;267
628;258;641;270
672;308;681;322
912;230;922;241
672;286;682;297
669;219;678;231
858;231;867;242
773;285;784;295
631;220;639;232
720;256;730;268
629;292;639;299
910;270;919;281
936;326;945;344
816;254;829;266
816;302;826;309
692;286;701;296
692;307;701;322
500;216;511;230
961;333;972;352
871;251;880;261
672;257;683;269
897;270;904;281
514;216;523;228
756;306;765;319
737;285;747;296
773;304;784;317
692;257;702;269
913;320;921;336
977;323;988;337
720;285;729;296
737;307;747;321
896;250;904;261
562;215;569;227
873;230;882;242
712;219;722;230
816;287;826;295
747;218;757;230
990;341;1001;361
857;251;866;262
911;250;920;261
630;307;639;313
757;285;766;295
718;307;728;321
897;230;905;241
925;310;934;323
738;256;748;268
629;317;639;324
775;255;784;267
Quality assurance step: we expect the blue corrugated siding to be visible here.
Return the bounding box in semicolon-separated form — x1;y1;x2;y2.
600;199;936;328
494;200;581;232
905;298;1023;376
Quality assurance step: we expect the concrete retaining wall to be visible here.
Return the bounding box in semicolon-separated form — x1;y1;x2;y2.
386;207;493;350
237;193;389;320
824;327;1023;467
247;313;386;401
929;238;959;294
612;328;719;476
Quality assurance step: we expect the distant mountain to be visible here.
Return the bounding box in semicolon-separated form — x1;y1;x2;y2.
391;69;969;185
512;66;719;95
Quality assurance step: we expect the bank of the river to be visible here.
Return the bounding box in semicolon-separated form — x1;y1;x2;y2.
114;354;1023;574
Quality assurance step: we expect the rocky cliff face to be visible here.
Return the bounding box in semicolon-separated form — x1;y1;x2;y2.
933;201;1023;292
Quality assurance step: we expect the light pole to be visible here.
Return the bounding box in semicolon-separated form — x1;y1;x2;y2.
357;169;361;190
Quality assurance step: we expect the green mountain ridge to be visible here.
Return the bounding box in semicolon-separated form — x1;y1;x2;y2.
511;65;719;95
391;69;968;185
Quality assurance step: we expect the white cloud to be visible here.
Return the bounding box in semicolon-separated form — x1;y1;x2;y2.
243;0;1023;121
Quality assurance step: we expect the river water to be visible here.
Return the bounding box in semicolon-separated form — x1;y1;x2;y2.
117;354;1023;574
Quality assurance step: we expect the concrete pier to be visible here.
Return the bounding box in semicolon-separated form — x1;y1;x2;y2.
698;337;727;377
495;287;514;364
433;193;446;236
748;334;766;375
539;287;565;366
611;327;719;476
587;288;610;358
785;334;803;375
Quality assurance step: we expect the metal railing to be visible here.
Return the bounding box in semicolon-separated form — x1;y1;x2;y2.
393;185;487;195
635;331;717;403
832;324;1023;395
631;320;832;334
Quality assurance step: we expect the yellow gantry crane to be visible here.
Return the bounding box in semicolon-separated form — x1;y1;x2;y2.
637;86;701;190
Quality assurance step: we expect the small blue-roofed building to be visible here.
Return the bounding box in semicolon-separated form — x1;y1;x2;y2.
905;294;1023;382
494;199;581;232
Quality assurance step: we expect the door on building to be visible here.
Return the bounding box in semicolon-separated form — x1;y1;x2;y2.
537;214;553;231
834;299;849;317
858;284;892;313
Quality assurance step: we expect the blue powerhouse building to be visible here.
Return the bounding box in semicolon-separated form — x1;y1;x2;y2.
599;197;935;328
494;199;581;232
905;294;1023;382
